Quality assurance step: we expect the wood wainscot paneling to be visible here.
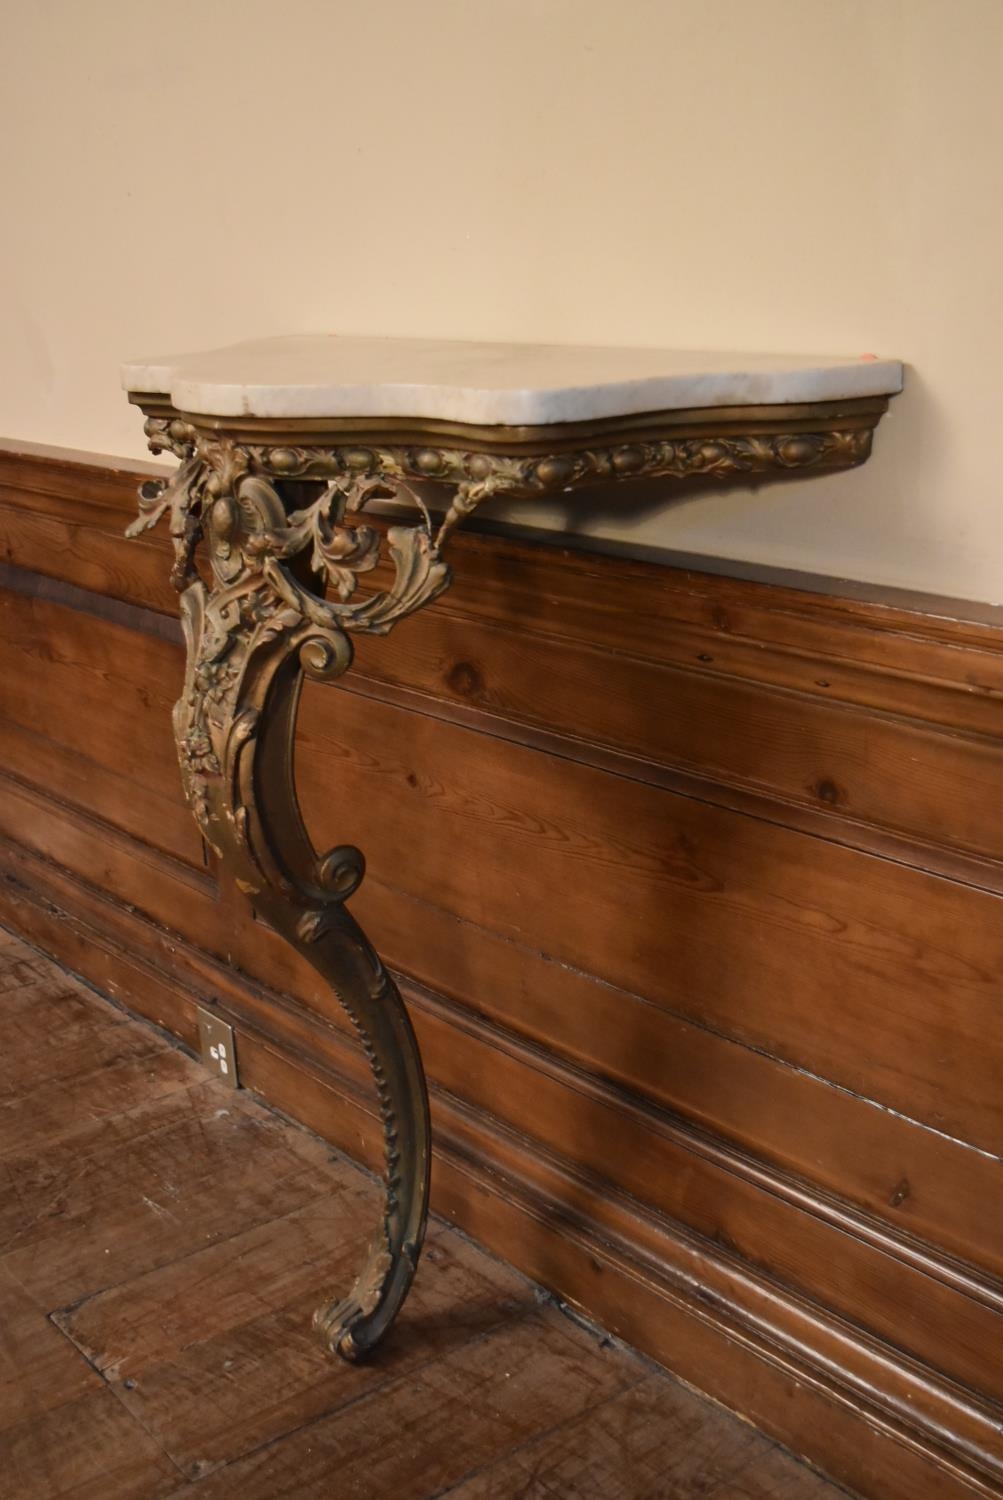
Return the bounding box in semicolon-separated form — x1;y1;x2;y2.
1;443;1003;1500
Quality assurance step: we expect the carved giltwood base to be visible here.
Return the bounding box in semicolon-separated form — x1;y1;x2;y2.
127;393;887;1359
174;581;430;1360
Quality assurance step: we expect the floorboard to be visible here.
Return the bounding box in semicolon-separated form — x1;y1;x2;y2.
0;925;855;1499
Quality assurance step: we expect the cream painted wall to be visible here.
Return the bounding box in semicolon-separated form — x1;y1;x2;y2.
2;0;1001;600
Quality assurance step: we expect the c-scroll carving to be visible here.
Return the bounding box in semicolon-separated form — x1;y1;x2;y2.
128;435;462;1360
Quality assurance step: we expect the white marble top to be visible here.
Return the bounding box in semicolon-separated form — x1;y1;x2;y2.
122;335;903;426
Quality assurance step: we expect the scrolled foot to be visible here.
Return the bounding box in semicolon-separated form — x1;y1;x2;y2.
313;1297;374;1365
312;1233;421;1363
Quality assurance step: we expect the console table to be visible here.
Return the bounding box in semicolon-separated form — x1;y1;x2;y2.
122;334;902;1361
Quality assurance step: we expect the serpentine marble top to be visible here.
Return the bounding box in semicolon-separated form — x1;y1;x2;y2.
122;335;904;427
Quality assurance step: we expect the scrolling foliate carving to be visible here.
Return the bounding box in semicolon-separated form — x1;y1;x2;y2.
241;425;872;543
127;435;459;1362
129;431;453;626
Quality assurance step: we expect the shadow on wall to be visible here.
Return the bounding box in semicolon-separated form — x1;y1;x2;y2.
452;369;965;593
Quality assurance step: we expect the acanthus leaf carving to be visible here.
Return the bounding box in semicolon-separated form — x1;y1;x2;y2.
129;429;446;1364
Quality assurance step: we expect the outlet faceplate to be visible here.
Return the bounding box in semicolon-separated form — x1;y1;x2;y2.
196;1008;239;1088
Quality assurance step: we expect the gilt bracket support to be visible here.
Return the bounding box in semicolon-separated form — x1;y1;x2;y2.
126;381;892;1360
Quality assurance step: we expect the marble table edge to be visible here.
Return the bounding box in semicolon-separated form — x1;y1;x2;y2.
121;336;904;428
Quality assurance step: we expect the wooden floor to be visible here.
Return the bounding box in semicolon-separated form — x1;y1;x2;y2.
0;925;855;1500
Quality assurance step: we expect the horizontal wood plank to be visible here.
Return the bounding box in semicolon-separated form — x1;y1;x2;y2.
297;683;1003;1153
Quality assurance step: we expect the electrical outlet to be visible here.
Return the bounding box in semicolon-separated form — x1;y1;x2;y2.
197;1007;239;1088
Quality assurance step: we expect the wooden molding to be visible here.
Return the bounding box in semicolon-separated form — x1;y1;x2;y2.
2;444;1003;1498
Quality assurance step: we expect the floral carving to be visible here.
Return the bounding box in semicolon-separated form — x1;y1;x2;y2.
242;427;874;543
